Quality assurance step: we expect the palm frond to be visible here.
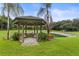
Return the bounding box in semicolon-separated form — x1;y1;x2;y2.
1;3;24;17
43;3;52;8
37;7;45;17
15;4;24;16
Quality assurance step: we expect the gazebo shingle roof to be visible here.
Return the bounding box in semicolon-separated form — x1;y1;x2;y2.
15;16;43;20
13;16;46;25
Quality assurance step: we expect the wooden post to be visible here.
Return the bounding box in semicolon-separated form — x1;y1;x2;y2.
36;25;38;34
34;25;35;34
40;25;42;33
17;24;20;34
40;21;43;33
22;25;24;42
25;25;27;34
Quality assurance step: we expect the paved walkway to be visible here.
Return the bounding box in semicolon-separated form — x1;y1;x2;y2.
50;32;75;37
21;38;38;46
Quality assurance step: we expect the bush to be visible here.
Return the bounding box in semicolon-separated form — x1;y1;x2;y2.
38;32;48;42
11;32;21;41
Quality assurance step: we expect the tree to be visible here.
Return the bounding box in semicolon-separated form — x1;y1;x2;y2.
1;3;24;40
0;16;12;29
52;19;79;31
37;3;53;34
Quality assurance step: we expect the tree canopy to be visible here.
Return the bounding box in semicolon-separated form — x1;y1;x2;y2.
52;19;79;31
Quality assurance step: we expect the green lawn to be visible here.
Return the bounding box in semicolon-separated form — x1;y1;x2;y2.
0;30;79;56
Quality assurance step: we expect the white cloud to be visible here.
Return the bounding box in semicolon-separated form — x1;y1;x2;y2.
52;8;79;22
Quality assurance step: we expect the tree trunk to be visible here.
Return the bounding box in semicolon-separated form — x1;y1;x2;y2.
7;6;10;40
46;23;50;34
46;8;50;34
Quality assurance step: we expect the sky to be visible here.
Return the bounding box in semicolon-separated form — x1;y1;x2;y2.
0;3;79;22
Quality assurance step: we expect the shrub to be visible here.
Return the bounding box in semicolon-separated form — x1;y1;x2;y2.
11;32;21;41
38;32;48;42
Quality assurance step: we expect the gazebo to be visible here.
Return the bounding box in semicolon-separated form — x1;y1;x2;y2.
13;16;47;42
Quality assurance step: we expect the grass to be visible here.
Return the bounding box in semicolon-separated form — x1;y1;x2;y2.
0;30;79;56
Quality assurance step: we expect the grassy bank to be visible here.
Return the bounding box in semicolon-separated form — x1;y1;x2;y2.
0;30;79;56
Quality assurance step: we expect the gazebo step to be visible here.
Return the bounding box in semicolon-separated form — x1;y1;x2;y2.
21;38;38;46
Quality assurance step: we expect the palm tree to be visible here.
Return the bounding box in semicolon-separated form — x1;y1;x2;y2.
1;3;24;40
37;3;53;34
